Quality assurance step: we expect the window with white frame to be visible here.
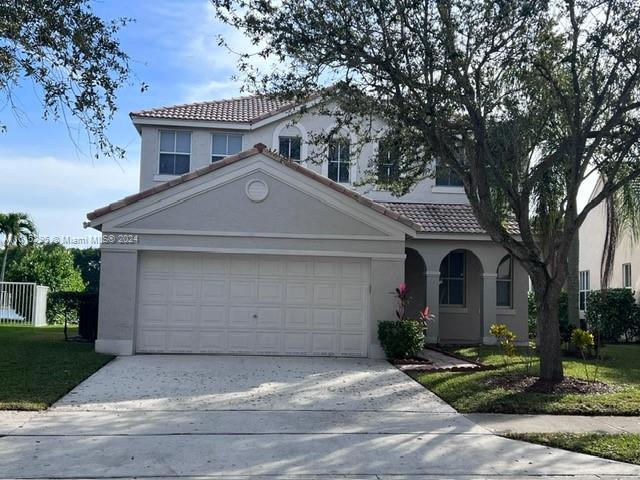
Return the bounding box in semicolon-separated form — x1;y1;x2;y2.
212;133;243;162
159;130;191;175
435;160;463;187
377;140;400;183
440;251;465;306
579;270;590;311
278;136;301;162
328;139;350;183
623;263;632;288
496;255;513;307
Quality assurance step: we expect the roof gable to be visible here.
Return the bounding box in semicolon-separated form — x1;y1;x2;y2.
86;144;417;234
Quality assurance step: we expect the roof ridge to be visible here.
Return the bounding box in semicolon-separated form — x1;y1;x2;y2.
129;94;271;116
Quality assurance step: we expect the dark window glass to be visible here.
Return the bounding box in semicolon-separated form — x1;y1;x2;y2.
435;161;463;186
496;256;512;307
439;251;465;306
279;136;302;161
328;140;350;183
377;141;400;183
159;131;191;175
159;153;175;175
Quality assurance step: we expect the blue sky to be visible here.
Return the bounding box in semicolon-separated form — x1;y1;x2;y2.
0;0;251;244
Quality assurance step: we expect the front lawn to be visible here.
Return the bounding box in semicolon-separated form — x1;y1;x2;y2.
0;326;113;410
506;433;640;465
413;344;640;415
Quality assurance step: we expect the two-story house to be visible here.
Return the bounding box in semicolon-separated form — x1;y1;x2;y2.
579;179;639;317
86;95;528;358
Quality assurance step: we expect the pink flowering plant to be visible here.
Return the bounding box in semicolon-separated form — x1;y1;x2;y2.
378;282;435;359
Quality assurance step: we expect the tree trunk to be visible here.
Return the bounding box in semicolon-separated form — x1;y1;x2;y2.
0;246;8;284
567;209;580;329
532;281;564;381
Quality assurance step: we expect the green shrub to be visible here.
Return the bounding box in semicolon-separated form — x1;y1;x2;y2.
571;328;598;381
378;320;424;359
490;323;517;368
586;289;637;343
527;290;573;342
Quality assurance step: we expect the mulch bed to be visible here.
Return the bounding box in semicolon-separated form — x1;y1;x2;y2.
391;357;433;372
484;374;618;394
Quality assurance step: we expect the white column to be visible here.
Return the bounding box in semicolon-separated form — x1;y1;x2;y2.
425;270;440;344
482;273;497;344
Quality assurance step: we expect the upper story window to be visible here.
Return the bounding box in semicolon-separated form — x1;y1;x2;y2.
496;255;513;307
579;270;590;311
435;160;463;187
279;136;301;162
212;133;243;162
159;130;191;176
623;263;632;288
328;140;350;183
377;141;400;183
440;250;465;306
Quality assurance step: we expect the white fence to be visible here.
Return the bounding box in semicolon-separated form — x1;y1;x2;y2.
0;282;49;326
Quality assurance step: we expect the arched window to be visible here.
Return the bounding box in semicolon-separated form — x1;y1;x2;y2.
496;255;512;307
440;251;465;306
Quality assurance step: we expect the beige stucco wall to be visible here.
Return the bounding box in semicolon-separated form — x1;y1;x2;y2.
405;238;529;345
136;107;470;205
580;192;640;301
94;153;407;357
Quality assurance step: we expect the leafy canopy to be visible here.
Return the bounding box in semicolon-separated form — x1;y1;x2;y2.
0;0;143;158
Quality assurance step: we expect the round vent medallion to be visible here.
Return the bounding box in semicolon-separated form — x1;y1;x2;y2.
245;179;269;202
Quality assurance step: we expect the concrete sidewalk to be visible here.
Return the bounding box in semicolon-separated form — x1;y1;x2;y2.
467;413;640;434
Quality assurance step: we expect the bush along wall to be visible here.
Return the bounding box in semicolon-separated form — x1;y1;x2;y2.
586;289;639;343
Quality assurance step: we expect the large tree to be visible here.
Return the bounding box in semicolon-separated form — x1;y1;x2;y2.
212;0;640;380
0;0;142;158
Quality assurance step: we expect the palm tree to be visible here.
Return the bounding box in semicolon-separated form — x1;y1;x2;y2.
0;213;37;283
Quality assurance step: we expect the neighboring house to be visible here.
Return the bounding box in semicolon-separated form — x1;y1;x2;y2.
579;179;639;317
86;95;528;357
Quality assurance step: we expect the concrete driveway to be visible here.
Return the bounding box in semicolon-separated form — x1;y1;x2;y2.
1;355;639;479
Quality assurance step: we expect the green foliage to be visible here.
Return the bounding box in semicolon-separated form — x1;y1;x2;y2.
6;244;85;324
69;248;100;292
586;289;638;343
490;323;517;367
0;326;112;410
0;0;144;158
571;328;598;381
507;433;640;466
377;320;424;359
528;290;574;342
0;212;37;282
414;344;640;415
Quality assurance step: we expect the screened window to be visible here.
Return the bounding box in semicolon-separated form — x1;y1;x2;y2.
328;140;350;183
377;141;400;183
159;130;191;175
212;133;243;162
440;251;465;306
279;136;301;162
435;161;463;187
496;255;513;307
579;270;590;311
623;263;632;288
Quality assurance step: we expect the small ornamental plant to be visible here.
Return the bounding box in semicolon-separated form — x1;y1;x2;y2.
378;283;434;359
571;328;599;382
490;323;517;369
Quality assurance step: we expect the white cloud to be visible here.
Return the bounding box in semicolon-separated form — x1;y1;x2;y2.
0;154;139;244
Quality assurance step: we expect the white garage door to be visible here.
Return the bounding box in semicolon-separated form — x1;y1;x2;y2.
136;252;370;356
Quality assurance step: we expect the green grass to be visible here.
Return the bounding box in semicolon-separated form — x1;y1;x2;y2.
506;433;640;465
413;344;640;415
0;326;113;410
